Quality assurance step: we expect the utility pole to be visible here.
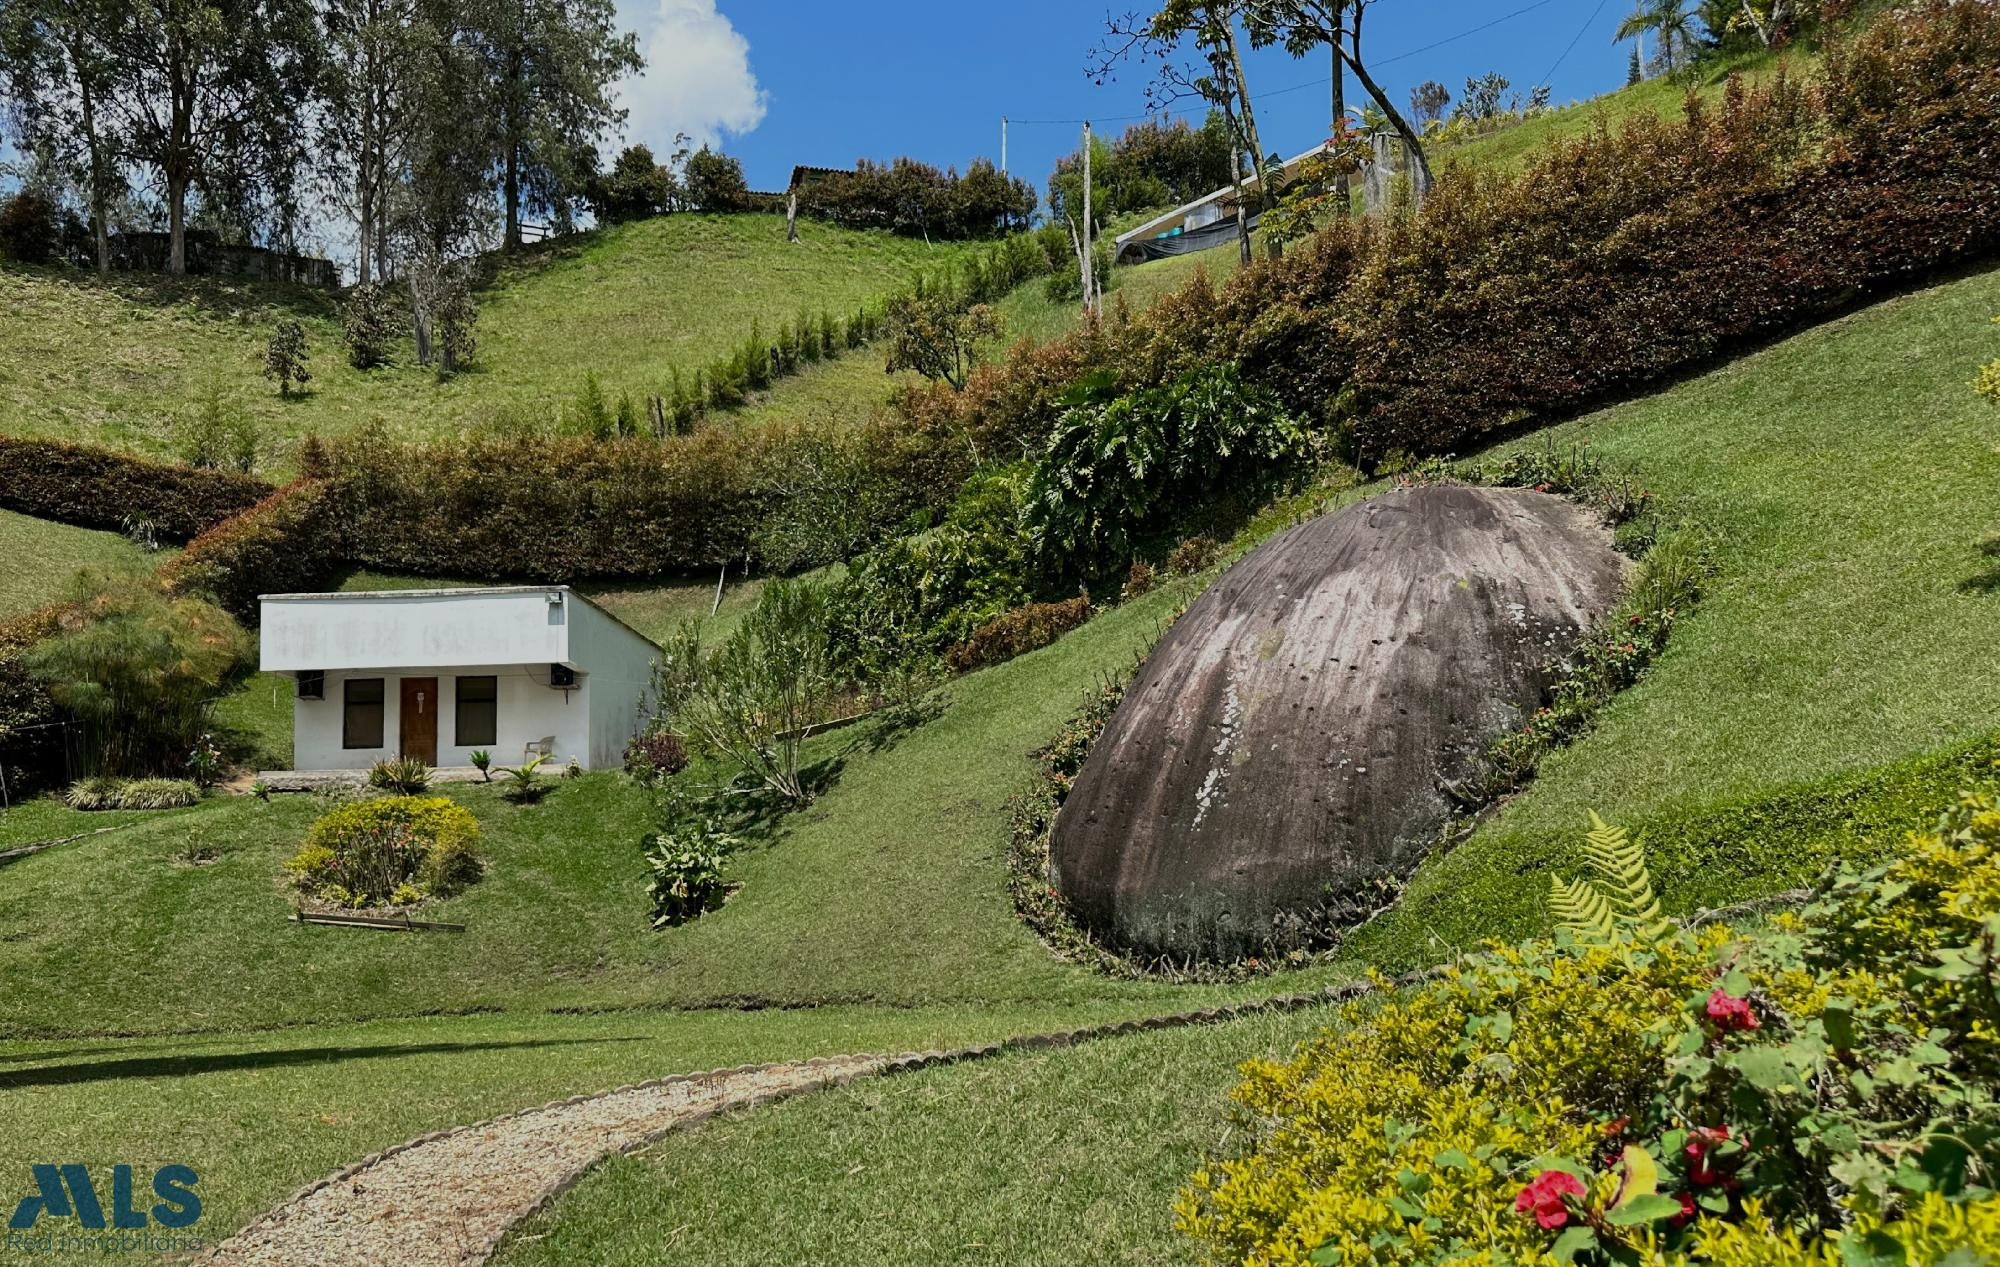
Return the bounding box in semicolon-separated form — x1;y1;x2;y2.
1001;115;1008;174
1081;120;1095;314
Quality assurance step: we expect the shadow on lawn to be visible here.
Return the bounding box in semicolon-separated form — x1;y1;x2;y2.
0;1035;646;1091
1957;535;2000;595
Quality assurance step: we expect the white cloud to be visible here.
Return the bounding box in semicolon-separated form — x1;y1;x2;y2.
614;0;767;157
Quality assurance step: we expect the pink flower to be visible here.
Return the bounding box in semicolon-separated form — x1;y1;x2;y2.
1686;1126;1733;1187
1671;1191;1698;1227
1705;989;1759;1032
1514;1170;1587;1229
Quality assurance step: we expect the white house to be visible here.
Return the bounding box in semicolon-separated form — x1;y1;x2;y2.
258;586;659;773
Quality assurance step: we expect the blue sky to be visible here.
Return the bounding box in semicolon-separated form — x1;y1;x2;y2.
620;0;1646;203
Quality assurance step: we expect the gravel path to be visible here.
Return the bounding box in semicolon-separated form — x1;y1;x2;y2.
204;890;1806;1267
208;1053;890;1267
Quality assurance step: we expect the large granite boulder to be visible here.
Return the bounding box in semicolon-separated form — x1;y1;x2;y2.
1049;485;1629;960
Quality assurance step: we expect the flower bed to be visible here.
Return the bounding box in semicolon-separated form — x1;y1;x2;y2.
285;796;482;910
1177;789;2000;1265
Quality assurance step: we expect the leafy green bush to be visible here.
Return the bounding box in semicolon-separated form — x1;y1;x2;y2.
342;282;396;370
643;794;739;928
623;731;689;782
174;377;260;473
1164;535;1220;576
263;321;311;399
62;776;201;810
0;436;271;541
1179;796;2000;1266
943;597;1093;674
822;468;1038;680
1023;364;1312;575
652;580;836;805
63;777;124;811
287;796;482;908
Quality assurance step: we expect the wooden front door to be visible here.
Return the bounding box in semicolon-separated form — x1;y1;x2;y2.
399;677;438;765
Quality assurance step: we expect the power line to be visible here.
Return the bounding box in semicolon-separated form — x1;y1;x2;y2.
1536;0;1615;87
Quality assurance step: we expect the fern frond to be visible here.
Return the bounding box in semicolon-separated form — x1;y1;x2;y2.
1550;874;1618;944
1580;811;1673;941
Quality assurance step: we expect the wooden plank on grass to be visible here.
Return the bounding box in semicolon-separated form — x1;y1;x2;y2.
290;911;466;933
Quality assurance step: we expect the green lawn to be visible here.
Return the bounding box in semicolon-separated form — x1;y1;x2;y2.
1351;264;2000;967
0;215;971;468
0;508;167;619
494;1005;1332;1267
0;1000;1176;1260
0;567;1272;1043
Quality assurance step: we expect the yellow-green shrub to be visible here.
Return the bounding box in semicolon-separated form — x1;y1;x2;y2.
1180;791;2000;1267
287;796;482;906
1805;787;2000;1071
1176;935;1731;1266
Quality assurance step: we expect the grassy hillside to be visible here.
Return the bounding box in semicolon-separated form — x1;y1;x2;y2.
0;214;970;465
0;572;1260;1042
475;260;2000;1267
0;509;165;618
496;1006;1334;1267
1438;48;1784;171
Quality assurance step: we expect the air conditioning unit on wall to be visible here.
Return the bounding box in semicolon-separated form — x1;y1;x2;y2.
549;664;576;689
296;670;325;699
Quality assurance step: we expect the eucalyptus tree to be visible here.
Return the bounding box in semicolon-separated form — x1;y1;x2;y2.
472;0;640;248
0;0;126;272
101;0;322;274
318;0;430;283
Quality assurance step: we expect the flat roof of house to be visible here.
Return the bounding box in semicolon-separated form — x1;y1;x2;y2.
258;585;662;650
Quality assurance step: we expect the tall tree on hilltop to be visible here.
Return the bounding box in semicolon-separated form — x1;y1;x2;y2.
0;0;126;273
100;0;322;274
474;0;639;249
1617;0;1704;74
1243;0;1435;196
318;0;431;284
1096;2;1271;265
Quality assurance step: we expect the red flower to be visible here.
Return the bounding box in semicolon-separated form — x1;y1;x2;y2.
1705;989;1759;1033
1686;1126;1733;1187
1514;1170;1587;1229
1671;1191;1698;1227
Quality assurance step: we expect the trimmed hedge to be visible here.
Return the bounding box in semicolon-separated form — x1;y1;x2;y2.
0;436;272;540
903;2;2000;468
160;480;349;620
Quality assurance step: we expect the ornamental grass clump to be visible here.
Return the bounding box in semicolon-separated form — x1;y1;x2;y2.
1179;790;2000;1266
285;795;481;909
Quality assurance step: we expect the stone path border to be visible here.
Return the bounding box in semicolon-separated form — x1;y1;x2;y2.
207;890;1811;1267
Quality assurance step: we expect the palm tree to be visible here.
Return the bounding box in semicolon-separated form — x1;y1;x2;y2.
1615;0;1701;75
